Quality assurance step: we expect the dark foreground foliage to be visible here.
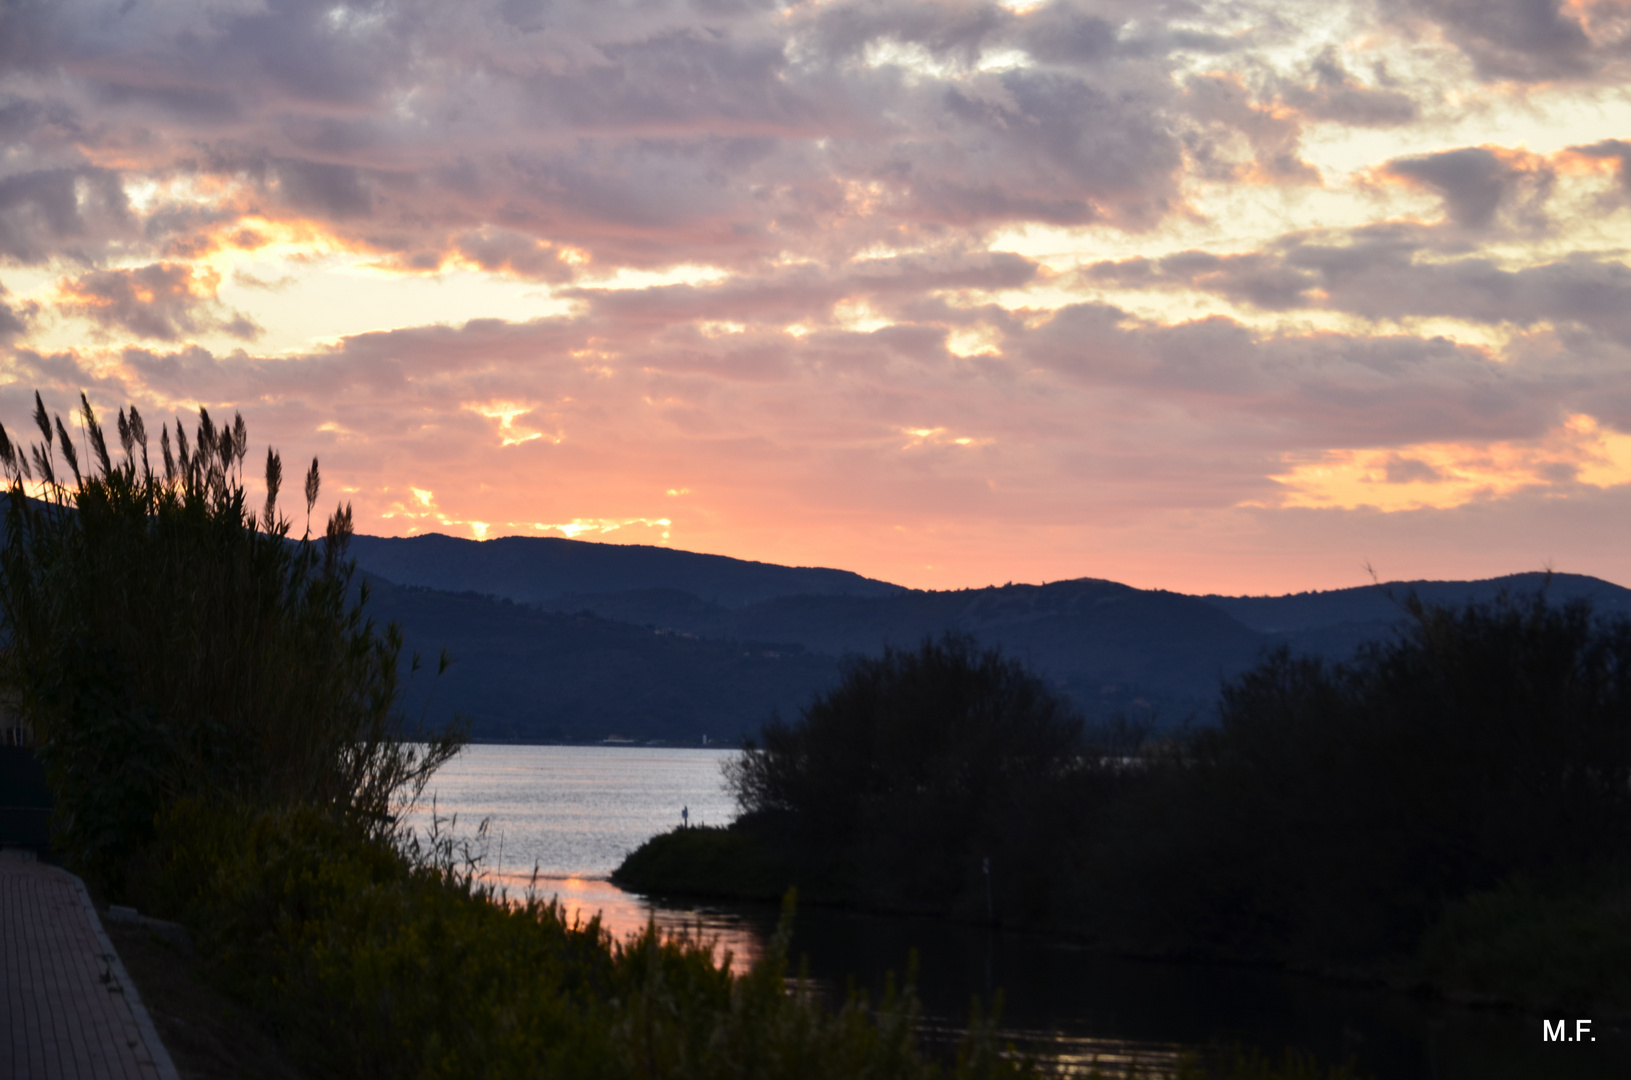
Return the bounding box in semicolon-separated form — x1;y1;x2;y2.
0;392;461;892
152;801;1041;1080
626;593;1631;1013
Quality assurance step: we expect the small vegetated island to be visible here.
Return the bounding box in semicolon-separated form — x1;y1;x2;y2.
3;392;1392;1080
616;578;1631;1018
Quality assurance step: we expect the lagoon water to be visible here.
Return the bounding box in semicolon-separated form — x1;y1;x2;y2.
411;744;1631;1079
407;744;758;958
414;744;739;878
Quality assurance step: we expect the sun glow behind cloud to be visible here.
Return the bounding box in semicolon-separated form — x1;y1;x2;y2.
466;402;558;447
901;427;994;450
529;518;674;542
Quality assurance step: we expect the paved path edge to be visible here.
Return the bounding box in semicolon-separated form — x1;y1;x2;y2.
63;871;183;1080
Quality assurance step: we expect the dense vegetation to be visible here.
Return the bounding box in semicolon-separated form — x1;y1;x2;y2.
620;597;1631;1013
617;636;1124;922
0;393;461;891
719;636;1094;922
1091;593;1631;974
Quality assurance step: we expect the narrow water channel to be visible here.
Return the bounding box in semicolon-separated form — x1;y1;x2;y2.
417;745;1631;1079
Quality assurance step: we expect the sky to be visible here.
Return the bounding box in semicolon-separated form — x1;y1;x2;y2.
5;0;1631;595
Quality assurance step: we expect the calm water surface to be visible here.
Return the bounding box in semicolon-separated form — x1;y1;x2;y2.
414;744;738;877
408;744;756;958
411;744;1631;1079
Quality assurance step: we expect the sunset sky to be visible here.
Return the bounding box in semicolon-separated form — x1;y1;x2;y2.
5;0;1631;594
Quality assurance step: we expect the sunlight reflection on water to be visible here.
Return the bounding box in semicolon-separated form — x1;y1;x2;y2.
484;871;765;969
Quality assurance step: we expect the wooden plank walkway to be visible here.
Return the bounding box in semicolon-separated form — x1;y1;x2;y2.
1;849;180;1080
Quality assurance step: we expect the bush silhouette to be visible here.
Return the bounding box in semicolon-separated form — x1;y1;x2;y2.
727;634;1087;918
1092;589;1631;962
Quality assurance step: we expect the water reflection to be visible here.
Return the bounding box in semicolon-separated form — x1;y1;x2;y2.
493;874;1187;1076
915;1019;1185;1077
617;891;1631;1080
488;871;765;969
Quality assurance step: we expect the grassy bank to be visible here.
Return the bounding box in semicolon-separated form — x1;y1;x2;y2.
152;802;1009;1080
614;825;798;902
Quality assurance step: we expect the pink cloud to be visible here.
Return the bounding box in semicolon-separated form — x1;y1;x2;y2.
2;0;1629;595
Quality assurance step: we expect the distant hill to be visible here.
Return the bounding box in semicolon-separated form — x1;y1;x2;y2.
1203;571;1631;631
348;533;904;608
366;576;840;745
527;579;1270;723
1203;572;1631;662
372;575;1267;741
349;536;1631;743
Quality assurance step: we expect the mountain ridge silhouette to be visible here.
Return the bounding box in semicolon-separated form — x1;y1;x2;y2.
354;533;1631;744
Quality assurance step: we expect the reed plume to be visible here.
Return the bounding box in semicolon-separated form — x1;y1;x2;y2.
0;393;463;889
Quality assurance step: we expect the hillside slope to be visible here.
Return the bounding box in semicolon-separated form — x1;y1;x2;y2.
547;579;1269;722
366;577;839;744
349;533;904;608
351;536;1631;742
1204;571;1631;660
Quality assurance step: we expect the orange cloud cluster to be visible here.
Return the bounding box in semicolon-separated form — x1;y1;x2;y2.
1269;414;1631;512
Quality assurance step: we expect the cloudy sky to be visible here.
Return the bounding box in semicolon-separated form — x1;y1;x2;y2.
5;0;1631;594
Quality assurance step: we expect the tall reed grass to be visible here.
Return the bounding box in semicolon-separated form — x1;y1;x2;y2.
0;392;461;889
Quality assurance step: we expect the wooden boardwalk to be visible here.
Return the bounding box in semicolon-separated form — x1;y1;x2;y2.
1;849;179;1080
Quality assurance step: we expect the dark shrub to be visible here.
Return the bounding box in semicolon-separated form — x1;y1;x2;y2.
1098;590;1631;961
727;634;1087;919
